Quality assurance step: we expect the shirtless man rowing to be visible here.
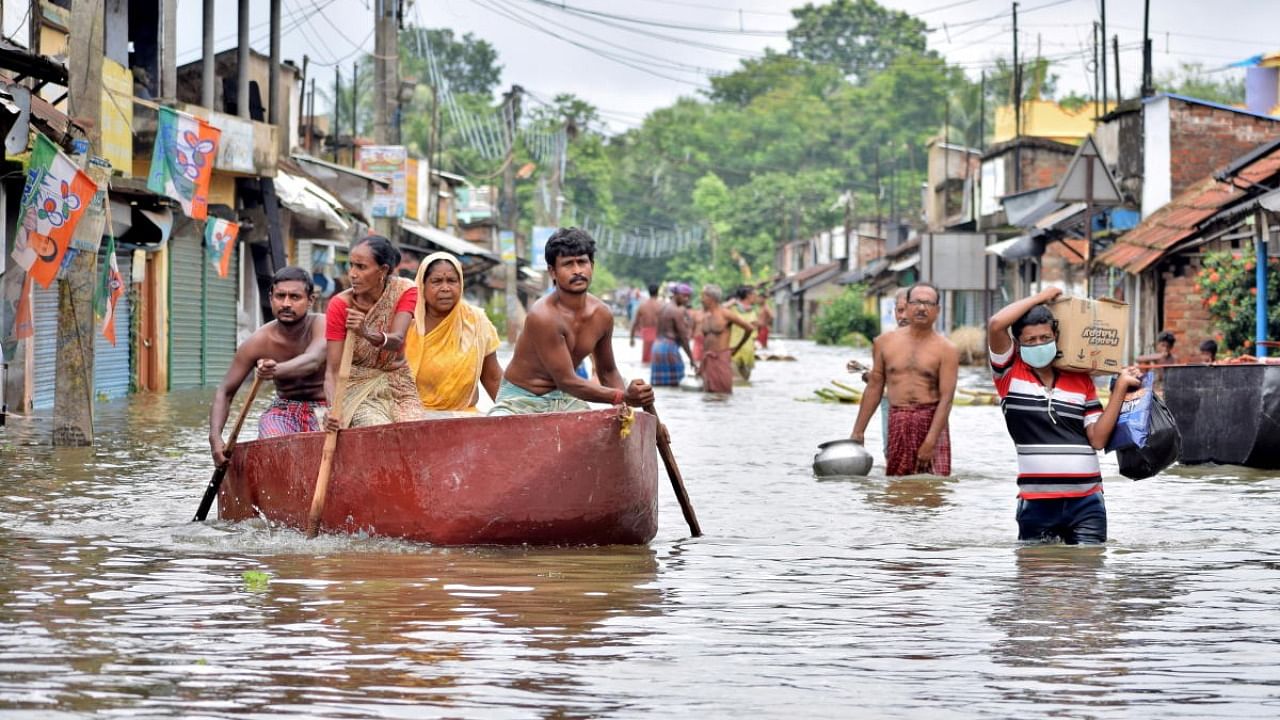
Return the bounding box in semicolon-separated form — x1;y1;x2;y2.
850;282;959;476
490;227;653;416
209;267;327;465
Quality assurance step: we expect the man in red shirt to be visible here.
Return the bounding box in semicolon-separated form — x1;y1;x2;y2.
987;287;1142;543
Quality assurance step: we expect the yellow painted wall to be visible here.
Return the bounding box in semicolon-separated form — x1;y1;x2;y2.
992;100;1116;144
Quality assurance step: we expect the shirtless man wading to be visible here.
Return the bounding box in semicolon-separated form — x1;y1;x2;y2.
630;283;663;365
850;282;959;476
490;227;654;416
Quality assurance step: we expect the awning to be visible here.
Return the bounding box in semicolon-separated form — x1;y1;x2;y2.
985;235;1043;260
291;153;391;187
888;252;920;272
838;258;888;285
275;171;351;231
399;219;499;271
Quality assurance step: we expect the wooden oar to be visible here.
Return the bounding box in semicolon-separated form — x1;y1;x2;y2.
305;336;355;538
193;374;263;522
643;402;702;537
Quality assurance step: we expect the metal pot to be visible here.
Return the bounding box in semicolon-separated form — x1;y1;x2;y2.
679;375;704;392
813;439;874;477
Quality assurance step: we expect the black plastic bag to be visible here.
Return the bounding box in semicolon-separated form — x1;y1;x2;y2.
1116;391;1182;480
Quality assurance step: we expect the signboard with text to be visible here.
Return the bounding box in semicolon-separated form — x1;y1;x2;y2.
358;145;408;218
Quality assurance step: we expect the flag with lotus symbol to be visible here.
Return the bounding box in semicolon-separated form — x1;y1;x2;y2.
9;133;99;288
147;106;220;220
95;232;125;345
204;217;239;278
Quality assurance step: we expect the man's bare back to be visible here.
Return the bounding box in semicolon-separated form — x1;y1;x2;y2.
633;298;662;329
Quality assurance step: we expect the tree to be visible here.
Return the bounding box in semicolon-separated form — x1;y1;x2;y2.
1157;62;1245;106
400;27;502;97
787;0;931;83
706;50;844;107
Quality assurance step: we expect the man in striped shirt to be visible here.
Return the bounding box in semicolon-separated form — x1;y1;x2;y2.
988;287;1142;544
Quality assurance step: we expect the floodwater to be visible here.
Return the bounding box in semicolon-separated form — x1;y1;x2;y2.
1;338;1279;718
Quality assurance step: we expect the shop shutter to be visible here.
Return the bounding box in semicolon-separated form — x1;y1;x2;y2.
169;230;205;389
31;283;60;410
93;252;132;400
203;247;238;384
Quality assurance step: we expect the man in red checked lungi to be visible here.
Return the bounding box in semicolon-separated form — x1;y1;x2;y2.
849;282;959;476
209;267;329;466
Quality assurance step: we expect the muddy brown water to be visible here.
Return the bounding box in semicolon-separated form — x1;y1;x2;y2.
1;339;1277;718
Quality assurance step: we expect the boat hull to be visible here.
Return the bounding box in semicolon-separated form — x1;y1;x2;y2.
1164;364;1280;469
219;408;660;545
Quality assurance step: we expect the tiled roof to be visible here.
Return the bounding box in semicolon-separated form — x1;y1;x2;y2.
1094;146;1280;273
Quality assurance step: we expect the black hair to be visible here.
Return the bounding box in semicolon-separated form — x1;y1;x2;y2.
734;285;753;300
545;227;596;266
271;266;314;295
1012;304;1058;340
1157;331;1176;347
1199;339;1218;357
352;234;401;271
906;282;940;304
648;283;659;296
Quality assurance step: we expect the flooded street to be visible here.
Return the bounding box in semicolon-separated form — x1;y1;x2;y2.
2;338;1279;718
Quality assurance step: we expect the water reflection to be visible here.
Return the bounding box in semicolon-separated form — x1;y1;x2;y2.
987;545;1181;703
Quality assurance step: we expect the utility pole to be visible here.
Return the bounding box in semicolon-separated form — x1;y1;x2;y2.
1100;0;1108;110
1141;0;1154;97
372;0;399;238
1113;35;1121;103
501;85;523;343
332;67;341;162
1093;22;1100;119
55;0;105;446
1011;2;1020;137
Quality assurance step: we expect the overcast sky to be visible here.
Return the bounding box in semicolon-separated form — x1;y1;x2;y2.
8;0;1269;133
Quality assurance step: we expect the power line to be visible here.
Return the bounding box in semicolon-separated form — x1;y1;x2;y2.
516;0;789;37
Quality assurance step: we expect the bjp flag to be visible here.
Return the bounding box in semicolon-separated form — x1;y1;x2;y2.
10;133;99;289
204;217;239;278
147;106;220;220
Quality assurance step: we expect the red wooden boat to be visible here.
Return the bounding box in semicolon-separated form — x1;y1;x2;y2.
219;407;659;545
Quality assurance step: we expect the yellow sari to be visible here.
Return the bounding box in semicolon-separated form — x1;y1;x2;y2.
404;252;501;411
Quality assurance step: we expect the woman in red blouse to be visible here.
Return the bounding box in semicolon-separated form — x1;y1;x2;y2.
323;235;425;429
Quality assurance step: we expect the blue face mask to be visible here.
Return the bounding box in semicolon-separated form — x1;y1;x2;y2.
1020;341;1058;368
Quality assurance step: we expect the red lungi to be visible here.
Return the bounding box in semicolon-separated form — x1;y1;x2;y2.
700;349;734;394
640;326;657;364
886;402;951;476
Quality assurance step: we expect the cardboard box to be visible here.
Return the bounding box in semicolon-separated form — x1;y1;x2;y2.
1048;296;1129;374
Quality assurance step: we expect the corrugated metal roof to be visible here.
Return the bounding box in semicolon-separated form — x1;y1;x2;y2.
1095;146;1280;273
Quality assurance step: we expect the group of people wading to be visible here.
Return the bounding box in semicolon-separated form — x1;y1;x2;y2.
209;226;1143;546
630;281;772;395
848;282;1142;545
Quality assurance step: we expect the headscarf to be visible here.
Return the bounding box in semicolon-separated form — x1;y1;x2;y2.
405;252;500;410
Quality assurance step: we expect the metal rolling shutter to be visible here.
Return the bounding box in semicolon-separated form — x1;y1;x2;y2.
93;252;132;400
31;283;59;410
169;230;205;389
202;247;237;384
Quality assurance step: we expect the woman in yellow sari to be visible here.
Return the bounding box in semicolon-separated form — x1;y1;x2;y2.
404;252;502;411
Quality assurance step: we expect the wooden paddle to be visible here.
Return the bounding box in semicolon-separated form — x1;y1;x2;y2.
193;374;263;522
643;402;703;537
305;336;355;538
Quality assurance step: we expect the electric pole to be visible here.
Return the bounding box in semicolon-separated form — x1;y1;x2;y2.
501;85;523;344
372;0;400;238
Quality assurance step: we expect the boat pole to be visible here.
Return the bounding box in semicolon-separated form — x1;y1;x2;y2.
193;374;262;522
306;336;356;538
1257;210;1269;358
643;403;703;537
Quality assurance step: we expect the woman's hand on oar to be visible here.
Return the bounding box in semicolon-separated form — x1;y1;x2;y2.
306;335;356;538
642;401;702;538
194;374;263;522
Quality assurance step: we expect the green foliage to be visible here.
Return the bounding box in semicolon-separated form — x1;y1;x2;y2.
242;571;271;593
1196;248;1280;353
814;285;879;345
787;0;930;82
485;293;507;334
401;27;502;96
1157;62;1245;106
